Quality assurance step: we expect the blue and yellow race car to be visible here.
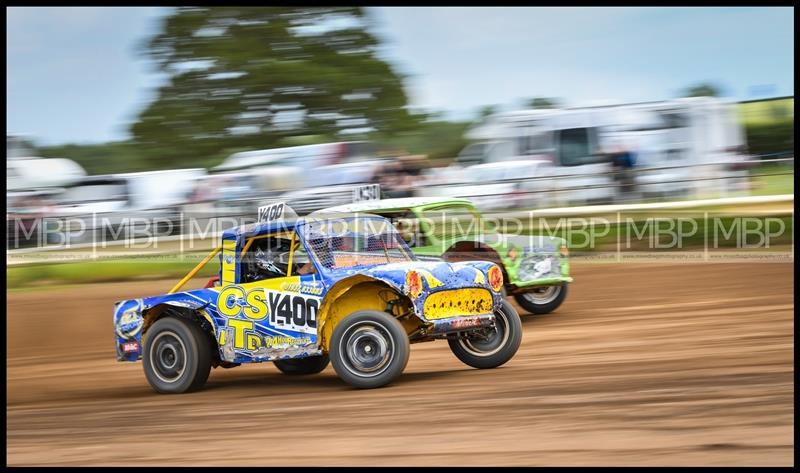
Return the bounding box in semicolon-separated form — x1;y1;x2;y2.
114;204;522;393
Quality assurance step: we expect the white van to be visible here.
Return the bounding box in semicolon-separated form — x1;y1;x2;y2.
417;159;555;210
47;168;208;244
212;141;375;173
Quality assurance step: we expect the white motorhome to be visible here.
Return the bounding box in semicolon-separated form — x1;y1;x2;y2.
447;97;749;205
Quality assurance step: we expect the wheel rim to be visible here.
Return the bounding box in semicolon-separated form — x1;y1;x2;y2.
458;307;510;357
340;322;394;378
521;286;561;305
149;331;187;384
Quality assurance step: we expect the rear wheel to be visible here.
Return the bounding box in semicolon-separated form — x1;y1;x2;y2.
514;284;568;315
330;310;410;389
448;300;522;369
273;355;330;375
143;317;212;394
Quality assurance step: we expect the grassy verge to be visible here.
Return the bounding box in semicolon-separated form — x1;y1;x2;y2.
7;255;218;290
750;164;794;196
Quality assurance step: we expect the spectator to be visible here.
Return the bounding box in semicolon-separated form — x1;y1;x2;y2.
610;143;637;198
377;159;411;198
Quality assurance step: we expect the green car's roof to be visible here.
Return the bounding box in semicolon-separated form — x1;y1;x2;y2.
320;197;474;214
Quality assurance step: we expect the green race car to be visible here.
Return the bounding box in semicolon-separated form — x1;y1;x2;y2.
320;197;572;314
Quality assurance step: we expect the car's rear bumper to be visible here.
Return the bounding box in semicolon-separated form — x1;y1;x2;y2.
427;313;495;334
511;276;573;289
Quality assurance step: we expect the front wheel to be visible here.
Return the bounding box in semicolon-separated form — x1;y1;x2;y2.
514;284;568;315
330;310;410;389
273;355;330;375
448;300;522;369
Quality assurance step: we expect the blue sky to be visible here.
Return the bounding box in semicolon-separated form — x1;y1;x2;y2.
6;6;794;145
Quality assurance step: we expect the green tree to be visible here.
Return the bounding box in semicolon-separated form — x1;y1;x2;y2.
525;97;560;109
37;141;149;175
131;7;414;169
375;112;472;161
682;83;722;98
478;105;497;120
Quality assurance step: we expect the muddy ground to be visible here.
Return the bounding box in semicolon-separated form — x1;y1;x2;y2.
6;261;794;466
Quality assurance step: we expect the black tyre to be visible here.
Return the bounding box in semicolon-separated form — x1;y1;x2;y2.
448;300;522;369
330;310;410;389
514;284;568;315
273;354;330;375
143;317;213;394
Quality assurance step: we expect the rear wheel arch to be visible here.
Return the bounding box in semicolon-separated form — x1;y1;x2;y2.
142;304;220;364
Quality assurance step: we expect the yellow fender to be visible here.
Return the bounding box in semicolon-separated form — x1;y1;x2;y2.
316;275;418;351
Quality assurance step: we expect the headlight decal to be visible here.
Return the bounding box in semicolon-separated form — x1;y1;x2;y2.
406;271;423;299
488;265;503;292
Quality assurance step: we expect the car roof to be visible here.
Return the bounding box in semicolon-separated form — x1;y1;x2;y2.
322;197;473;213
221;219;302;241
220;214;391;242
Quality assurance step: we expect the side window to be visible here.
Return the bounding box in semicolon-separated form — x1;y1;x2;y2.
456;143;487;166
240;236;292;284
291;241;317;277
557;128;599;166
240;233;317;284
518;132;553;157
420;205;480;242
7;164;20;179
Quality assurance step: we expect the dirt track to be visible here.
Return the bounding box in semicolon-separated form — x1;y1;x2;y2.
6;261;794;466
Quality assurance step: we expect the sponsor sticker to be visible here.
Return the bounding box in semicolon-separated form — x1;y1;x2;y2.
116;309;144;338
449;317;484;330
